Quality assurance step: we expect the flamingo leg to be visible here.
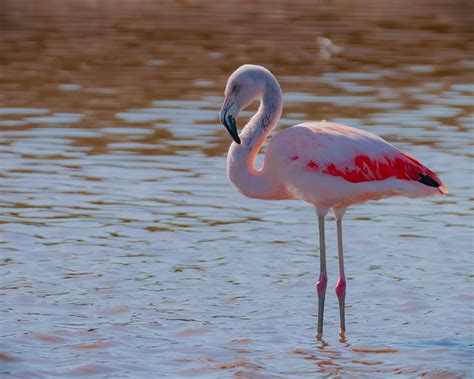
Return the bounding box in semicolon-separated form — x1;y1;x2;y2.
316;215;327;340
335;218;347;336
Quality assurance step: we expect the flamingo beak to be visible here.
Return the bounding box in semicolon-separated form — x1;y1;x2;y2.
220;97;241;144
222;113;241;144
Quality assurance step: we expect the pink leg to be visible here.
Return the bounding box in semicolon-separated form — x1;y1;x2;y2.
335;276;346;333
335;218;346;335
316;215;327;339
316;272;328;338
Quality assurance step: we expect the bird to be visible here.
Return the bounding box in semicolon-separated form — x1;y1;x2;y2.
218;64;447;340
316;36;343;60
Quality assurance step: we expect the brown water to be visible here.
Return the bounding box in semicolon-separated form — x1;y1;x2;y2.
0;1;473;377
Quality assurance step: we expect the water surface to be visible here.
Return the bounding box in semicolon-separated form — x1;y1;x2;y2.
0;1;473;377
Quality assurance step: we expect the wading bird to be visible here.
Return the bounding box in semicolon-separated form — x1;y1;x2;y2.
219;64;446;339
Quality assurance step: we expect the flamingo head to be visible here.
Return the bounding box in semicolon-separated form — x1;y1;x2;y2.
219;65;267;144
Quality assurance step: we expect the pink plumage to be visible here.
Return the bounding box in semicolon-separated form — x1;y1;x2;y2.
219;64;446;339
265;121;446;213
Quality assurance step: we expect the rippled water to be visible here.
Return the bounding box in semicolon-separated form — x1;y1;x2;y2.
0;1;473;377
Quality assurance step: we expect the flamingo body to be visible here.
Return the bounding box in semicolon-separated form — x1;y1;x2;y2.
219;64;446;337
264;121;446;215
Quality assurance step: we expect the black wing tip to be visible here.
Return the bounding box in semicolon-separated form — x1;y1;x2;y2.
415;172;441;188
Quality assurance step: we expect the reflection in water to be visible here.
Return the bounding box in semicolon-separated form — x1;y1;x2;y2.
0;0;472;377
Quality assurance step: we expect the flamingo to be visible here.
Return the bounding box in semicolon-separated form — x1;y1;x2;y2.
219;64;447;339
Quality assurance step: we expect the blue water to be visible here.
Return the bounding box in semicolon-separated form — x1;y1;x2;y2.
0;1;472;377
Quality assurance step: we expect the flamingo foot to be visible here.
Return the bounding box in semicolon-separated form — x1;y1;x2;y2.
338;329;347;343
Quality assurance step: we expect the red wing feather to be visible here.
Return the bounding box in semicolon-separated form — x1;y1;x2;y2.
322;153;444;189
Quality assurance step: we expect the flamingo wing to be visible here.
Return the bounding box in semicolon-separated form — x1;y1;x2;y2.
273;122;446;193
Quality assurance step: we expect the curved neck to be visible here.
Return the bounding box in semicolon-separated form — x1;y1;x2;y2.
227;77;287;200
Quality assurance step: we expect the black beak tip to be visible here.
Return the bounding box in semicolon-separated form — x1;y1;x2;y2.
221;114;241;145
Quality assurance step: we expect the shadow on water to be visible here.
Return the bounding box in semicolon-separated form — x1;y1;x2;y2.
0;0;472;377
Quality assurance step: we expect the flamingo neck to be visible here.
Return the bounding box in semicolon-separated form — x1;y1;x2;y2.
227;78;287;200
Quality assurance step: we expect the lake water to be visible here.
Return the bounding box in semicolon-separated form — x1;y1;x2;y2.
0;1;473;377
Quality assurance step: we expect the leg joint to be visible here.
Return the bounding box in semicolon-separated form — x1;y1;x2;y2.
335;277;346;299
316;272;328;296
